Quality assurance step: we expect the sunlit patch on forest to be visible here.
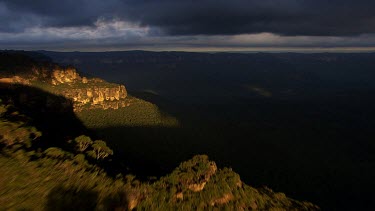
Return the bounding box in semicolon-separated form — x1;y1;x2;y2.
76;95;179;128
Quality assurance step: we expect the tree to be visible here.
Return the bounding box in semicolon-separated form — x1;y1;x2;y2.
89;140;113;160
44;147;66;158
0;104;7;117
0;121;41;148
74;135;93;152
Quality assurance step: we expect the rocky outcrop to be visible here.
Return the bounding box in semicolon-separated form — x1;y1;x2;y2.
210;193;234;206
59;85;128;111
47;68;128;111
139;155;319;210
0;76;31;85
0;61;129;112
51;68;81;85
165;155;218;193
187;161;217;192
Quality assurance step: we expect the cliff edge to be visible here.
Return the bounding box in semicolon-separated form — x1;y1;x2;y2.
0;51;128;111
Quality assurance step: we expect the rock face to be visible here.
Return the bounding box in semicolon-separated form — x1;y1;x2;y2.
138;155;319;210
0;76;31;85
0;62;129;112
60;85;128;111
51;68;81;85
187;160;217;192
48;68;128;111
210;193;234;206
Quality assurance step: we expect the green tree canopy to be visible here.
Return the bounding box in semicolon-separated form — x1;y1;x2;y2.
74;135;93;152
89;140;113;160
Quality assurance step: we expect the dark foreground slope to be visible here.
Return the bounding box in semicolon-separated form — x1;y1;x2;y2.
0;85;317;210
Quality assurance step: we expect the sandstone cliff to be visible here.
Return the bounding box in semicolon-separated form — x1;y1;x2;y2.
51;67;81;85
47;68;128;111
58;82;129;111
0;76;31;85
0;60;129;112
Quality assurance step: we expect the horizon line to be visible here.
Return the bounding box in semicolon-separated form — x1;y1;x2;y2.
2;47;375;54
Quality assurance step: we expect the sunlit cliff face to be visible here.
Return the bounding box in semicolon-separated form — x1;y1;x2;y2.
51;68;81;84
0;65;129;111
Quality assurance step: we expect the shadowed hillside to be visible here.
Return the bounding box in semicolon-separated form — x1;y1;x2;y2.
0;84;317;210
0;83;88;152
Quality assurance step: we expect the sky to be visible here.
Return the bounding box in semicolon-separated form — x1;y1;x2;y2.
1;0;375;52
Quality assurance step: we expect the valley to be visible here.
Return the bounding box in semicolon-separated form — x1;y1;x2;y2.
1;51;321;210
45;51;375;210
2;51;375;210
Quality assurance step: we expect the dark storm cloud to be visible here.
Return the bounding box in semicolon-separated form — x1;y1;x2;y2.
0;0;120;31
1;0;375;36
1;0;375;51
119;0;375;36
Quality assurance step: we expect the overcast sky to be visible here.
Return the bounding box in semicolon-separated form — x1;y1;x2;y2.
1;0;375;52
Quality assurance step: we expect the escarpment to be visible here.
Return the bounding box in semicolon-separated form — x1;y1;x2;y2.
0;52;129;112
47;68;128;111
50;67;81;85
58;82;129;111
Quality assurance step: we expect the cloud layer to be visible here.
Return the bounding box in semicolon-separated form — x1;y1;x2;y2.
1;0;375;50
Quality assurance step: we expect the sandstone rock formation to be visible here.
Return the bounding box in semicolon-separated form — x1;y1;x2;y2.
59;84;128;111
0;64;129;112
210;193;234;206
48;68;128;111
51;68;81;85
187;161;217;192
0;76;31;85
139;155;319;210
